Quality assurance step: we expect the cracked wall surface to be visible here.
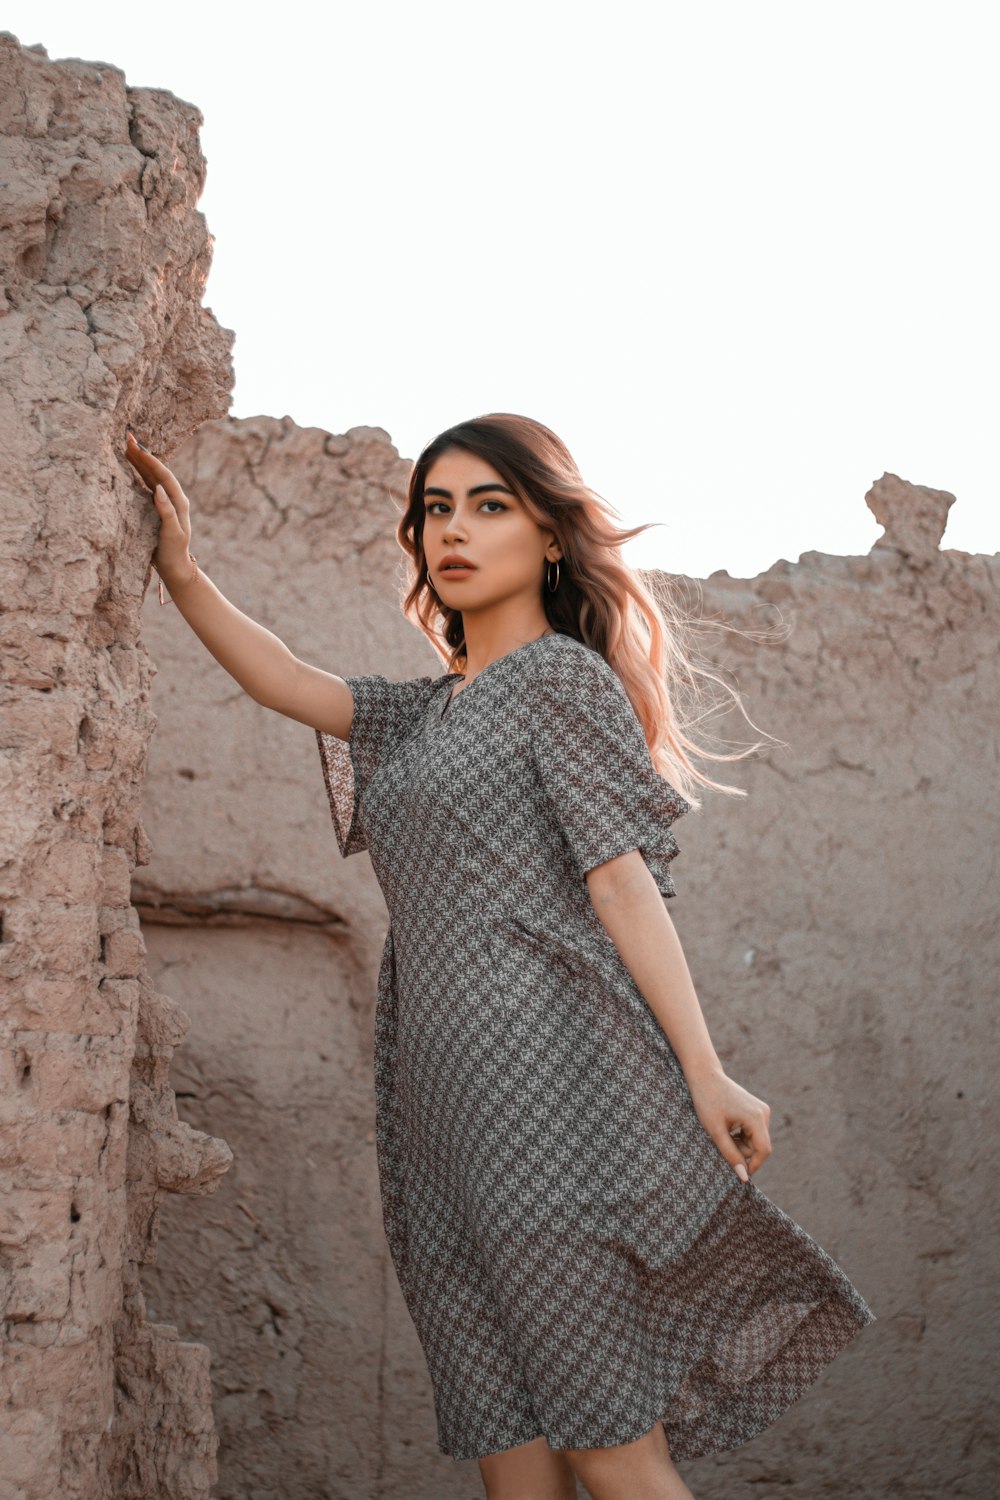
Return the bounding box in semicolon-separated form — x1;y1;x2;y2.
2;25;994;1500
1;32;234;1500
138;416;997;1500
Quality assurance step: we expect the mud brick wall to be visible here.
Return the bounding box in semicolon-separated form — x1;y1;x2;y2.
1;32;234;1500
1;23;995;1500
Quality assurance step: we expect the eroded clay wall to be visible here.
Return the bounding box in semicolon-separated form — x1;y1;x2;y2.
1;32;234;1500
137;417;997;1500
3;27;994;1500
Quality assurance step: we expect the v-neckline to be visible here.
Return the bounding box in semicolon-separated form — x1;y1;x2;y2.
439;632;560;721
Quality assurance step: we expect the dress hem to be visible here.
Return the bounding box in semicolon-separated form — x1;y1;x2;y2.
436;1294;876;1464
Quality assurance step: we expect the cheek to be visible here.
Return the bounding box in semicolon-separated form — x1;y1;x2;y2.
489;525;545;578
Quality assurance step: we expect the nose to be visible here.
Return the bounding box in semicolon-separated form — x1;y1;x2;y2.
443;514;469;542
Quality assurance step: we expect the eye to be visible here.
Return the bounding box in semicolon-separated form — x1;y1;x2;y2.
424;500;509;515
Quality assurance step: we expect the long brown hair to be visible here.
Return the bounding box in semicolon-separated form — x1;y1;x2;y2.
394;413;782;808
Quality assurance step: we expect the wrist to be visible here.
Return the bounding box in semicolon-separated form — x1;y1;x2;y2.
680;1051;726;1085
157;553;199;605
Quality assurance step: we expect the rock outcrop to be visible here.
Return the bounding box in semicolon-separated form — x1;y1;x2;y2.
1;32;234;1499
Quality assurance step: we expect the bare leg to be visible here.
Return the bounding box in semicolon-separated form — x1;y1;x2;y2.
478;1433;580;1500
562;1421;696;1500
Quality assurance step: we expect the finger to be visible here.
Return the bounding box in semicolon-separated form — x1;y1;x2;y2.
150;483;172;526
152;483;184;535
741;1120;772;1174
747;1139;771;1173
125;431;157;476
125;436;187;513
134;448;175;496
713;1130;751;1182
126;446;164;491
151;483;185;543
728;1121;763;1174
125;442;155;481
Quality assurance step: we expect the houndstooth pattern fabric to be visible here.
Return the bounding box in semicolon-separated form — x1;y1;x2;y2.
316;631;876;1462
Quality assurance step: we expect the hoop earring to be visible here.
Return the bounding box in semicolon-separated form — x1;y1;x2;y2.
546;558;561;593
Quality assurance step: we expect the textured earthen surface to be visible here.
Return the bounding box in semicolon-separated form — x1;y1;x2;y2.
138;416;997;1500
0;32;234;1500
3;26;995;1500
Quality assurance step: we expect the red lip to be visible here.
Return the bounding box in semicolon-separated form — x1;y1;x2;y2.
439;554;478;570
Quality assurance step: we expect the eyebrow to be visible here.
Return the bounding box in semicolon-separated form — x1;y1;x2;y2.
423;484;516;499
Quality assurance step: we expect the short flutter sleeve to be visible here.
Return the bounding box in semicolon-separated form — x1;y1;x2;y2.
316;673;435;857
531;645;692;897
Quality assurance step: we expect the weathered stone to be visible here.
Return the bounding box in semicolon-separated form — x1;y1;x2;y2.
3;20;995;1500
1;30;234;1499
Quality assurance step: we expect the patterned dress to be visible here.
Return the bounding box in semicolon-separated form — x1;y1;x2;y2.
316;630;876;1463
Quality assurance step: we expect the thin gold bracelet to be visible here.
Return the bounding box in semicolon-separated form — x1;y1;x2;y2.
158;553;199;606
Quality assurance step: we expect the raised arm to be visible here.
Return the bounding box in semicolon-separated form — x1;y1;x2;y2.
124;432;353;740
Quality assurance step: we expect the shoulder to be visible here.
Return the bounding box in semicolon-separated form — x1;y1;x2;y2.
515;635;646;757
526;631;615;675
527;633;631;705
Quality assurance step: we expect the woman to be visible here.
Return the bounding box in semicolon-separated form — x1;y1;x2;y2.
125;415;875;1500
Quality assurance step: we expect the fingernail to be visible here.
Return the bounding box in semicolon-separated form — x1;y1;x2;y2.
736;1164;749;1181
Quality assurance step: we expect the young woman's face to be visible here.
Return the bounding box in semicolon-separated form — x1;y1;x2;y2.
422;448;559;610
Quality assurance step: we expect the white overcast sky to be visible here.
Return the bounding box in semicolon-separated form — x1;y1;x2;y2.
11;2;998;579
